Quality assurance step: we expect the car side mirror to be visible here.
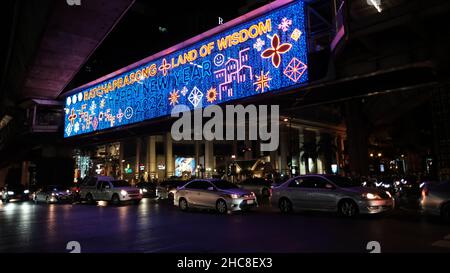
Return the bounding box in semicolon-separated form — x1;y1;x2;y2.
207;186;215;191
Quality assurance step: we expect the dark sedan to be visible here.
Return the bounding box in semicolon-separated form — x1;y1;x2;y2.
136;182;157;198
1;184;30;203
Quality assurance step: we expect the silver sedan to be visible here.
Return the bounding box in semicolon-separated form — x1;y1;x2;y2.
174;179;258;214
420;181;450;222
272;175;394;217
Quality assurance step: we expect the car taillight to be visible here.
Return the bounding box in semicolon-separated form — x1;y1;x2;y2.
422;187;429;197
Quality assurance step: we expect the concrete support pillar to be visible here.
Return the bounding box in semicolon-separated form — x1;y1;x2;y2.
21;161;29;186
299;128;306;175
432;86;450;180
147;136;156;180
119;142;124;179
345;100;369;177
135;138;142;181
316;133;324;174
205;141;214;178
279;129;288;175
165;133;174;178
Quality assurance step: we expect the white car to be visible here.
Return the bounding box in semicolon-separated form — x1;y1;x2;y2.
272;175;394;217
79;176;142;205
174;179;257;214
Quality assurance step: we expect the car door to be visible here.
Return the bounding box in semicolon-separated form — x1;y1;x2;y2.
306;177;337;210
92;180;104;200
285;178;313;209
196;181;218;208
182;181;202;205
100;181;113;201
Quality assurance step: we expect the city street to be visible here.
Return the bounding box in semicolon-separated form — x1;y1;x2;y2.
1;198;449;253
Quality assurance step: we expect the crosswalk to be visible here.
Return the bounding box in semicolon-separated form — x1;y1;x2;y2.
432;234;450;249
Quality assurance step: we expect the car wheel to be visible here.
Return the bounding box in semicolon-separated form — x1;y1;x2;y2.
339;199;359;217
111;194;121;206
279;198;292;213
441;203;450;223
85;193;94;204
179;198;188;212
216;199;227;214
262;188;270;197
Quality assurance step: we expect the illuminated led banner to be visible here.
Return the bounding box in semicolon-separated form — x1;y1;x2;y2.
63;0;308;138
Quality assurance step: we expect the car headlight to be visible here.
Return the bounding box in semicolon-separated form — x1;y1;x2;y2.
24;190;30;194
385;191;392;198
120;190;127;196
362;193;381;200
229;194;240;199
7;191;14;195
142;188;148;193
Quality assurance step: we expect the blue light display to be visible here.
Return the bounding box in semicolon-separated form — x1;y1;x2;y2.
63;0;308;137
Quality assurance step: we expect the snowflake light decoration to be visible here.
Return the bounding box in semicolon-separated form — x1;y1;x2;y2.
89;101;97;115
278;17;292;32
188;86;203;107
74;122;80;133
253;70;272;93
180;86;188;96
168;89;180;106
253;38;265;52
100;98;106;109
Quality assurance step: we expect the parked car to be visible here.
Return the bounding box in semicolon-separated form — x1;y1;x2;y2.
174;179;257;214
272;175;394;217
420;180;450;222
156;179;188;201
136;182;157;198
239;177;272;197
79;176;142;205
1;184;30;203
34;185;73;203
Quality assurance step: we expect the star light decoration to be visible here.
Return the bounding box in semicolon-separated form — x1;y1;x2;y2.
206;87;217;103
261;34;292;68
253;70;272;93
253;38;265;52
278;17;292;32
180;86;188;96
168;89;180;106
188;86;203;108
283;57;308;83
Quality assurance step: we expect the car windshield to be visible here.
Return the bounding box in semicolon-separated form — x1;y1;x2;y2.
211;180;238;189
111;180;130;187
326;176;361;188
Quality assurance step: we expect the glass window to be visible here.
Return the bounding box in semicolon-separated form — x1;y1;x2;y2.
86;177;97;187
111;180;130;187
101;181;111;189
326;176;360;188
211;180;238;189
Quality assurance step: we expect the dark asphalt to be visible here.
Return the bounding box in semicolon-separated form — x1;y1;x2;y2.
0;198;449;253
